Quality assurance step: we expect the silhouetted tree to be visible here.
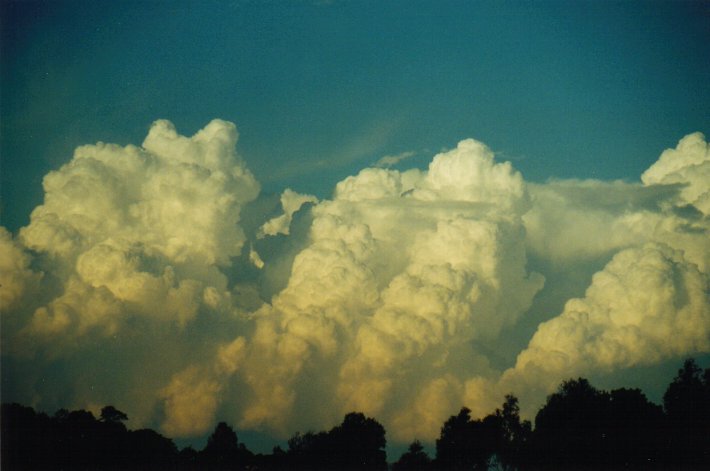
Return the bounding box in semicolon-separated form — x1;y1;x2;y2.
178;446;199;471
128;428;178;470
286;430;330;469
201;421;253;470
532;378;609;470
488;395;531;471
100;405;129;424
54;407;70;421
605;387;666;468
529;377;675;470
393;440;432;471
93;405;131;468
435;407;496;470
662;358;710;467
257;445;289;470
329;412;387;470
5;360;709;471
2;402;181;470
284;413;386;470
1;403;51;470
63;409;104;468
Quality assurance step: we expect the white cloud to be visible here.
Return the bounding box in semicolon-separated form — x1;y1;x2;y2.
498;132;710;416
160;366;223;437
0;227;41;312
523;136;710;271
523;179;667;263
501;242;710;407
2;123;708;448
258;188;317;238
1;119;260;432
642;132;710;213
21;119;258;266
223;138;543;440
13;119;259;341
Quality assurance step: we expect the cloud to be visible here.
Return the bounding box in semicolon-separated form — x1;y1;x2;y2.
374;151;416;168
500;242;710;408
2;122;708;448
523;133;710;271
264;116;405;183
13;119;259;339
160;366;223;437
499;132;710;414
1;119;260;431
523;179;671;263
258;188;318;238
641;132;710;213
216;139;544;440
0;227;41;313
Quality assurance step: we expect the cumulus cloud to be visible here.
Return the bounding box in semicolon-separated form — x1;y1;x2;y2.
23;120;256;263
1;119;259;431
13;119;259;340
2;122;708;449
258;188;317;238
160;366;224;437
207;139;544;441
0;227;41;312
523;180;674;265
500;132;710;414
642;132;710;213
523;133;710;270
503;243;709;388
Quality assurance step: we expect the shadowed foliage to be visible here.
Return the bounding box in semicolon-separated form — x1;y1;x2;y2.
281;412;387;470
663;358;710;468
392;440;432;471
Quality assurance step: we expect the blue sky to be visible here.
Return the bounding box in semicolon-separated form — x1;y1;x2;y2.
3;0;708;231
1;0;709;456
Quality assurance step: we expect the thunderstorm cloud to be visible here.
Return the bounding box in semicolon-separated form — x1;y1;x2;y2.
1;120;708;445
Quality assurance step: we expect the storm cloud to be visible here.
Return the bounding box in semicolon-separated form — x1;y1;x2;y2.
1;121;708;446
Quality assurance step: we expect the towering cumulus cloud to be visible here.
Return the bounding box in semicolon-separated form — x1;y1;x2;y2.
1;121;708;446
235;140;544;440
157;138;544;440
642;132;710;214
502;132;710;409
18;119;259;334
2;120;259;430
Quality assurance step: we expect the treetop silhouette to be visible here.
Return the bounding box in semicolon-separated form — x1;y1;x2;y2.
2;357;709;470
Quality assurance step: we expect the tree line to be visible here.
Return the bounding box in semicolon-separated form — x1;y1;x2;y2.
2;358;709;470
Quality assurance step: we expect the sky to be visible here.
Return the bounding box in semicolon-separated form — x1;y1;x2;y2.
1;0;709;455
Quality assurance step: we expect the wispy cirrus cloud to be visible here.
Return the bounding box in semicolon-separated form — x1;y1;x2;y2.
373;151;416;168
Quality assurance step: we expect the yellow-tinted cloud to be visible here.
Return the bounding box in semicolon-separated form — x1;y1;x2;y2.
2;123;708;447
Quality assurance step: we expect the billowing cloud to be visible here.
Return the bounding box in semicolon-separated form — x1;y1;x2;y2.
13;119;259;342
1;119;259;431
22;119;258;263
2;122;708;448
0;227;41;312
185;138;544;441
502;243;709;393
523;134;710;271
641;131;710;213
258;188;318;238
500;132;710;414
